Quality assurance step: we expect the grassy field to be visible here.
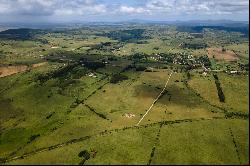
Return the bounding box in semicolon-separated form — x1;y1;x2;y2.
188;72;249;113
0;24;249;165
225;43;249;59
4;119;248;165
152;119;249;165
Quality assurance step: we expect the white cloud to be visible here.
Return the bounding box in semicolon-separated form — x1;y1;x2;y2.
146;0;174;11
114;0;248;17
119;5;151;14
145;0;249;15
0;1;11;13
0;0;248;21
54;4;107;16
0;0;107;16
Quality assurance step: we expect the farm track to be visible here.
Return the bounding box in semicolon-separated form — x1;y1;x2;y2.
137;71;174;125
1;69;248;164
1;117;229;164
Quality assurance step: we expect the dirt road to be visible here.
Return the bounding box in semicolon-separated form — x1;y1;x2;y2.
136;70;174;126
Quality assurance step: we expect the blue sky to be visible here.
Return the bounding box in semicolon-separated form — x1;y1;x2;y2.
0;0;249;23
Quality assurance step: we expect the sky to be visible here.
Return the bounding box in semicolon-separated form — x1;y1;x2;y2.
0;0;249;23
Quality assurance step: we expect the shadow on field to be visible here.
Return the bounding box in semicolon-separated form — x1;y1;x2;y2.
158;85;200;108
133;84;161;98
0;99;23;120
134;83;200;108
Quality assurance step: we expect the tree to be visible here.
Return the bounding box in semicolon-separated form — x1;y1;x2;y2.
78;150;91;165
78;150;90;159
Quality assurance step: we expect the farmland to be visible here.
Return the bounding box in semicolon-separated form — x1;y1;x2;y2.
0;23;249;165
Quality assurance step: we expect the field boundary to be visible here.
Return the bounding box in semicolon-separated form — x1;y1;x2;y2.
229;127;241;164
148;123;163;165
85;104;110;121
184;74;249;119
1;117;228;164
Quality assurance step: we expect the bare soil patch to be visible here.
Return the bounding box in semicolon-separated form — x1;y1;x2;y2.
0;62;47;78
32;62;47;68
0;65;28;78
207;48;238;62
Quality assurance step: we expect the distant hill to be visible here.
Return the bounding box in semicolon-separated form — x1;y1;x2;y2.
122;19;249;26
0;20;248;29
0;20;248;38
0;28;46;40
176;25;249;36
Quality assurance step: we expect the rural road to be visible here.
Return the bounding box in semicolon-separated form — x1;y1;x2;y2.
136;70;174;126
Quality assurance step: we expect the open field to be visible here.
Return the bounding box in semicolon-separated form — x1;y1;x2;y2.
225;43;249;59
188;72;249;113
0;24;249;165
152;119;249;165
3;119;248;165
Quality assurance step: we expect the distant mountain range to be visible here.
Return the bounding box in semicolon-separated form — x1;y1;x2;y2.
124;19;249;26
0;20;248;29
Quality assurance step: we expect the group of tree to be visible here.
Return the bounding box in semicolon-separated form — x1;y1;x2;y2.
110;74;128;84
103;29;147;43
213;74;225;102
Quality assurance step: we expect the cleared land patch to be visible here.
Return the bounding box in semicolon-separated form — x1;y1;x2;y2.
207;48;238;62
0;62;48;78
0;65;28;78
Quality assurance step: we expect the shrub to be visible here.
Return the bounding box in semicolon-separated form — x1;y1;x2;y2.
82;61;105;70
28;134;40;143
110;74;128;84
225;112;249;119
71;66;88;79
135;66;146;71
78;150;91;165
78;150;90;159
46;112;55;119
186;72;191;80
